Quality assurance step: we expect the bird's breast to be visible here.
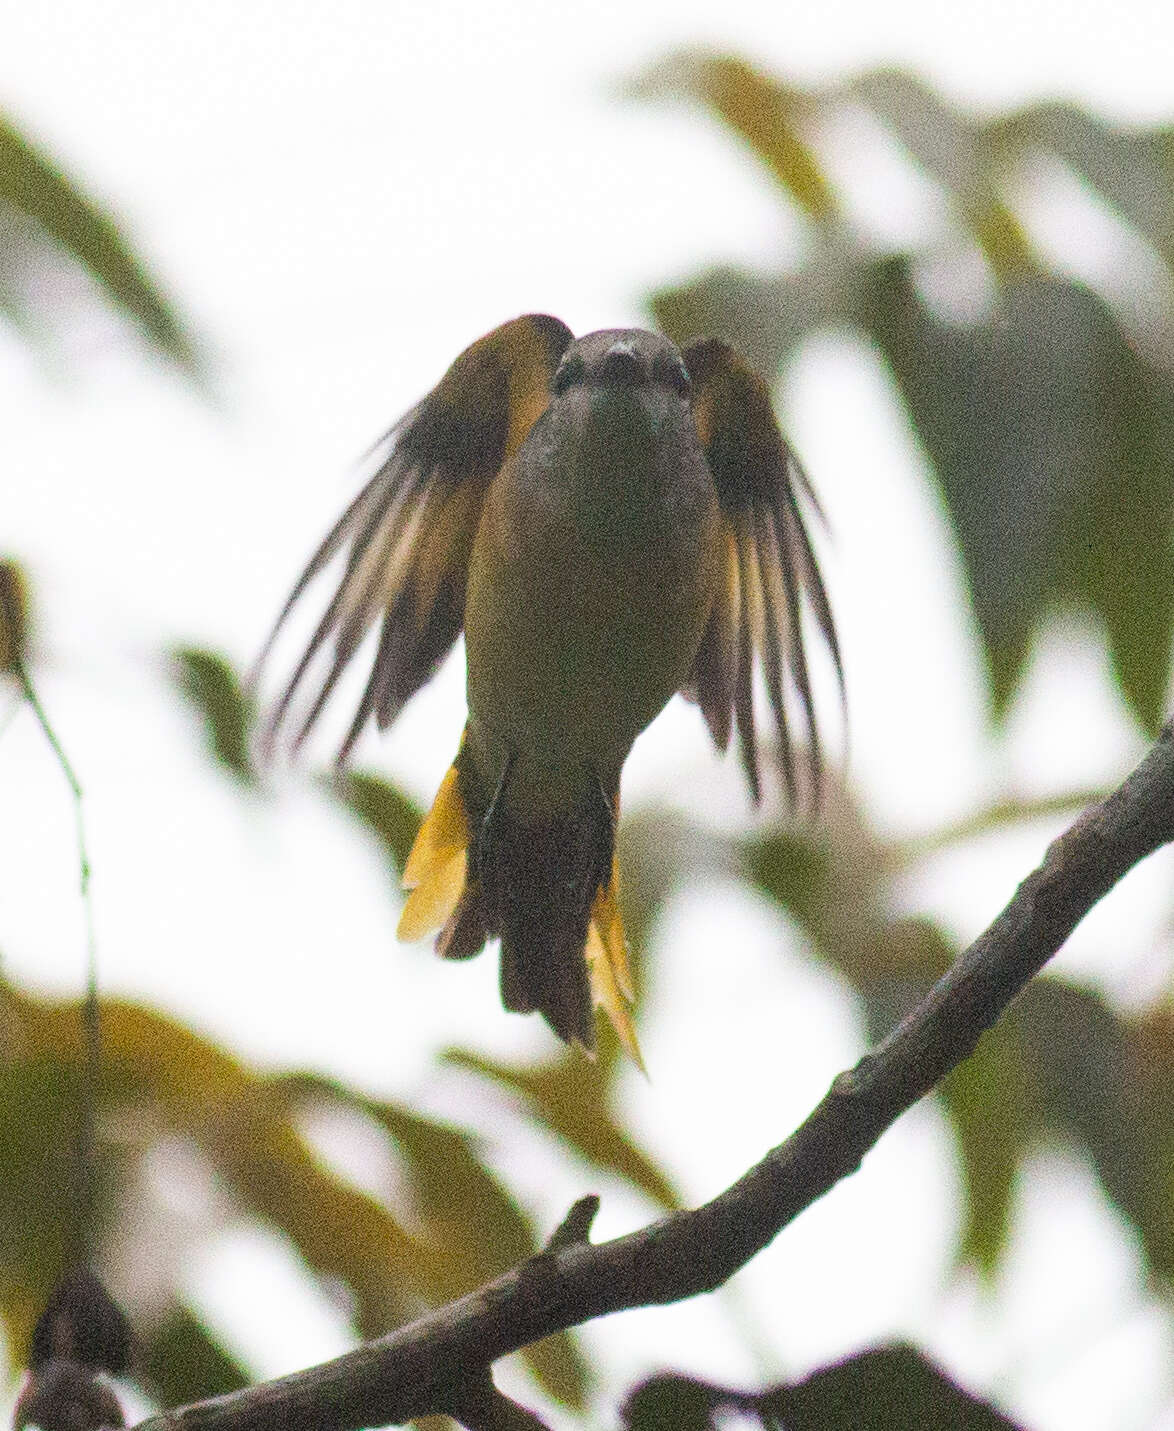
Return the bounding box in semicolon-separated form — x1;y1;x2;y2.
463;386;722;783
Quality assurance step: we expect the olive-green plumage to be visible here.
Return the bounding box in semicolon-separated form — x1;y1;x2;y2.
457;331;723;1043
465;332;722;802
259;315;841;1056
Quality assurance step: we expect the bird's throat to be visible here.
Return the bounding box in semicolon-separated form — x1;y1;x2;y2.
559;389;665;546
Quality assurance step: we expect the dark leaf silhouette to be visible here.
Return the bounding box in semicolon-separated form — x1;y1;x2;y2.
622;1345;1025;1429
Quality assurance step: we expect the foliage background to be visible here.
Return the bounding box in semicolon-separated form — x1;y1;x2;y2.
3;3;1174;1428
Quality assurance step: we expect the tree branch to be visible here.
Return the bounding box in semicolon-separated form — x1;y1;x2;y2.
133;722;1174;1431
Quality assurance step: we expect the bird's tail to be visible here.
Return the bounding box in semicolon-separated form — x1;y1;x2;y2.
396;741;641;1065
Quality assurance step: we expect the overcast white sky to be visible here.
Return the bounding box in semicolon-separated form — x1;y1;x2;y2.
3;2;1174;1428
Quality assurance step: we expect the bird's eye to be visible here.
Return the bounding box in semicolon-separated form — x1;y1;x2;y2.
654;354;692;398
553;355;585;395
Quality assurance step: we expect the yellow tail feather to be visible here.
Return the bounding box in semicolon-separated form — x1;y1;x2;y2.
592;863;634;1002
399;767;644;1068
587;867;644;1072
397;764;469;941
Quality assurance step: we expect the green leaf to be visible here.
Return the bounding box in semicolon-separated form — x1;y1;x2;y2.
862;257;1174;728
989;103;1174;273
612;807;718;1054
444;1048;679;1212
0;107;200;372
939;1024;1038;1275
0;1053;93;1361
664;260;1174;736
335;771;422;880
277;1073;589;1411
0;557;31;673
936;978;1174;1285
1;981;430;1345
745;804;952;1041
171;647;257;783
376;1099;589;1410
845;69;1033;275
140;1304;248;1408
892;788;1108;860
1014;984;1174;1280
625;50;840;224
644;59;1174;729
650;251;865;377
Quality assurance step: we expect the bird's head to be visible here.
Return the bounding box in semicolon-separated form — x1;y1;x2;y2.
552;329;692;402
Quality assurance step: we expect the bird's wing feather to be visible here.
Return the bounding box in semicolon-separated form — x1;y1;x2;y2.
682;338;843;806
257;313;573;759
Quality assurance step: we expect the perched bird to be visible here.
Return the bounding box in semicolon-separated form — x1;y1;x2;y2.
259;316;841;1060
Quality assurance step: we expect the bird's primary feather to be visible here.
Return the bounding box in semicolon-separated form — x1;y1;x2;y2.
255;313;573;759
682;336;845;809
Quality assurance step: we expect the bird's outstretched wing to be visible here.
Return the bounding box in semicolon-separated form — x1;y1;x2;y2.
682;339;843;805
257;313;574;760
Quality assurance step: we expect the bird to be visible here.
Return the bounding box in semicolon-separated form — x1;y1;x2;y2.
257;315;841;1062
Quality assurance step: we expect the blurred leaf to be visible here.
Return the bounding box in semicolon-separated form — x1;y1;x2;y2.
1014;983;1174;1280
0;1052;94;1361
0;107;200;371
626;50;839;224
893;788;1107;860
591;795;1174;1294
644;56;1174;727
622;1372;729;1430
615;807;704;956
935;976;1174;1284
990;103;1174;272
1;979;433;1351
745;795;951;1040
622;1346;1024;1429
744;799;1023;1279
278;1073;589;1410
745;830;838;935
171;647;257;783
140;1303;248;1408
371;1099;536;1282
845;69;1032;274
863;258;1174;728
445;1048;679;1212
336;771;422;879
939;1023;1037;1275
376;1098;589;1410
746;783;1174;1282
651;250;865;377
0;557;30;673
770;1344;1026;1428
613;806;730;1053
623;793;950;1044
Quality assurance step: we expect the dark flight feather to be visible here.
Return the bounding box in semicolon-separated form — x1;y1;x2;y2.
683;337;843;807
255;314;573;758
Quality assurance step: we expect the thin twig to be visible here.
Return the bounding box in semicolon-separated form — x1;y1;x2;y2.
15;661;102;1260
892;785;1110;860
133;722;1174;1431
